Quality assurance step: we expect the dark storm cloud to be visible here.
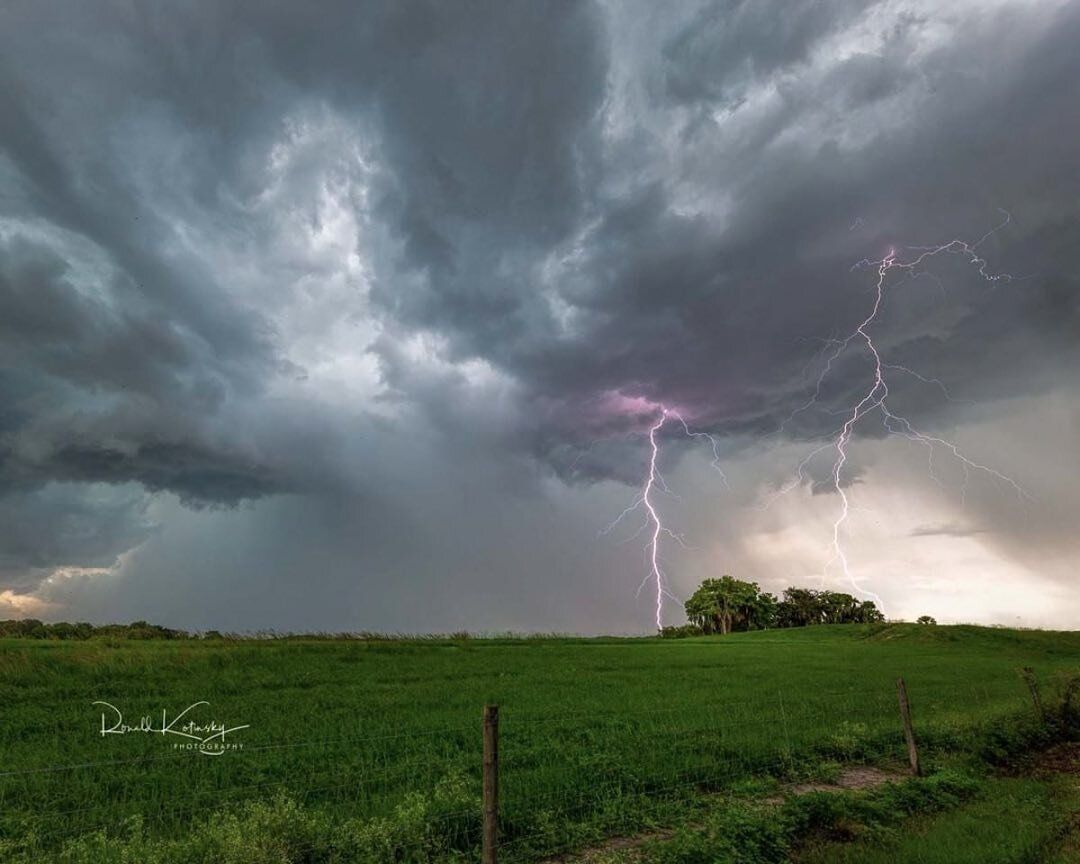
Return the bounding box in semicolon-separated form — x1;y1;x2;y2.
660;0;876;107
0;0;609;484
0;483;155;591
0;238;207;400
1;0;1077;622
487;0;1080;477
0;0;611;592
0;235;284;503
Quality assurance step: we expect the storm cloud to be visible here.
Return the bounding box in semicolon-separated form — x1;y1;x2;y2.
2;0;1077;630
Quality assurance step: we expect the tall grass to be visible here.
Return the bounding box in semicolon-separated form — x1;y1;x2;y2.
0;623;1076;861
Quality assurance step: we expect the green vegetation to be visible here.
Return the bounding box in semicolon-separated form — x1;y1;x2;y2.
2;575;889;644
0;618;191;640
800;775;1079;864
677;578;883;637
626;770;983;864
587;766;1080;864
0;623;1076;862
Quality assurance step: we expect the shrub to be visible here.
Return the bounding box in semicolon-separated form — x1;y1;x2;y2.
659;624;705;639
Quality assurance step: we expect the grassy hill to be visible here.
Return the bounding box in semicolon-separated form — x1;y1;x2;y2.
1;623;1077;862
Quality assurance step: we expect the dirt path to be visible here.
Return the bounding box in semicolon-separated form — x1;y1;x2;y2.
538;765;904;864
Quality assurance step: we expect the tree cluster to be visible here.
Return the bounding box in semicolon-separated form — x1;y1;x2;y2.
0;619;191;640
677;576;885;636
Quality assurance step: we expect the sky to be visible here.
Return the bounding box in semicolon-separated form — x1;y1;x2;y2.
1;0;1077;633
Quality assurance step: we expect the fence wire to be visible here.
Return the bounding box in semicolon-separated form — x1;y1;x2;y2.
0;678;1036;863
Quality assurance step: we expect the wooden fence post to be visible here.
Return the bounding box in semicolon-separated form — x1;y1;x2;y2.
896;678;921;777
1062;677;1079;723
1019;667;1045;721
482;704;499;864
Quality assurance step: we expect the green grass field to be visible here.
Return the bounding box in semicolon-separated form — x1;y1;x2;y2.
799;774;1080;864
1;623;1077;862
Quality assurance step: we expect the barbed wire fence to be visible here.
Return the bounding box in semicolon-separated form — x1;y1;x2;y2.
0;676;1042;863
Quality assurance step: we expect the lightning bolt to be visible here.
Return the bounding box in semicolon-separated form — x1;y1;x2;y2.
777;211;1031;608
642;410;670;630
602;405;726;629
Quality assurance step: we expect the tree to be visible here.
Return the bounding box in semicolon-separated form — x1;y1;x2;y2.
685;576;772;634
916;615;937;625
775;588;821;627
857;601;886;623
682;580;884;634
774;588;884;628
818;591;859;624
751;591;778;631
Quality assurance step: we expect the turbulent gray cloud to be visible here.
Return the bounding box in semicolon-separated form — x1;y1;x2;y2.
1;0;1077;630
0;483;155;591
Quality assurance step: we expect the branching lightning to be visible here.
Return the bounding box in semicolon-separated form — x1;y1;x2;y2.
603;214;1029;628
602;406;726;629
775;211;1031;608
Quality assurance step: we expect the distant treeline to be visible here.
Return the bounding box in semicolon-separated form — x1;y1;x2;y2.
0;620;525;641
661;576;886;637
2;578;888;641
0;619;193;640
